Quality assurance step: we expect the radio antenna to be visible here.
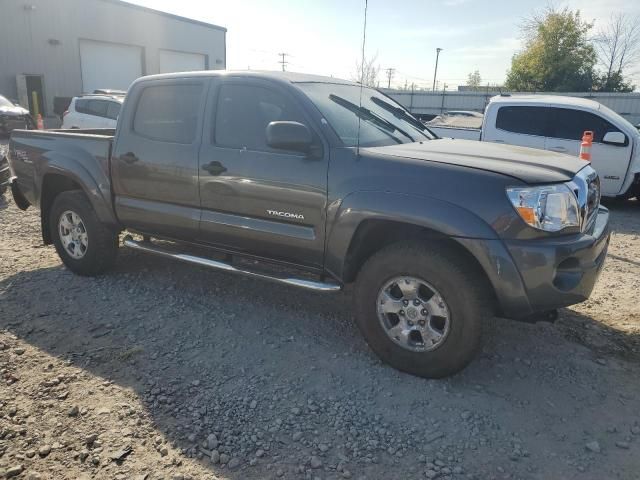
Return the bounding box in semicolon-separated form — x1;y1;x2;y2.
356;0;368;156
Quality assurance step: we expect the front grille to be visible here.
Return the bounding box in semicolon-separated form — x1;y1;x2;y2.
568;166;600;232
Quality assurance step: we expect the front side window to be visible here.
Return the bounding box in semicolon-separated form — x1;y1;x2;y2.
214;84;306;151
495;106;548;137
133;83;203;144
549;108;623;143
298;82;433;148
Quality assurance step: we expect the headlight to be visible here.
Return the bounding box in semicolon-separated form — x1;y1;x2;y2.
506;184;580;232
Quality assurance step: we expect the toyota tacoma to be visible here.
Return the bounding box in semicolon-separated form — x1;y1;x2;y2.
6;71;610;378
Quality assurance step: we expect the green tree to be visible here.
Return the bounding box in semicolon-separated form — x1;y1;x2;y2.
466;70;482;90
505;7;596;92
593;71;635;93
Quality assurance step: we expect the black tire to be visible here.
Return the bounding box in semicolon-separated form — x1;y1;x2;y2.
49;190;118;276
353;241;491;379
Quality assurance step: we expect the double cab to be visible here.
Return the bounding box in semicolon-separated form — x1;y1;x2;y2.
6;71;610;378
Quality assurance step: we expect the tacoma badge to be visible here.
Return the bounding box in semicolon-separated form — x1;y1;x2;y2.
267;210;305;220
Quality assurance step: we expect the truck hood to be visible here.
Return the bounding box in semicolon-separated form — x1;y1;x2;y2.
365;138;586;184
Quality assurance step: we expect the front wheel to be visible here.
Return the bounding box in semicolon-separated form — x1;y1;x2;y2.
353;241;491;378
50;190;118;276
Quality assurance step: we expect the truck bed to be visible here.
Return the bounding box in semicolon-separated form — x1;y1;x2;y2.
8;128;114;208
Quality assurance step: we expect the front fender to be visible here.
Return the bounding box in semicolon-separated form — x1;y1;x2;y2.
324;190;499;279
39;150;117;227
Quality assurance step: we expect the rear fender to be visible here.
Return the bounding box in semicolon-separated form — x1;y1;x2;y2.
39;151;118;230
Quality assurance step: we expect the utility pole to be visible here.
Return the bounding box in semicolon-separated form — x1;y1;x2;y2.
432;47;443;92
278;52;289;72
384;68;395;89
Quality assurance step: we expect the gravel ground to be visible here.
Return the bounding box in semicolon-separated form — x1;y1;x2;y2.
1;149;639;479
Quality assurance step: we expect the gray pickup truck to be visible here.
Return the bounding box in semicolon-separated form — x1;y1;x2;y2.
6;71;610;378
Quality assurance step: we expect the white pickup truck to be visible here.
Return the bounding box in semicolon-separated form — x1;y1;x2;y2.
428;95;640;199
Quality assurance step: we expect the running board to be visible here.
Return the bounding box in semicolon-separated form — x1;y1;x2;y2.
122;235;342;293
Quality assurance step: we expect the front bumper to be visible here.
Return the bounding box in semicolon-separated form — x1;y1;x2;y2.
503;206;610;313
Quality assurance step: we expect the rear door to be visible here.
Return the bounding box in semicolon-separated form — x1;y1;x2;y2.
112;78;208;239
197;78;329;268
484;105;548;149
545;108;631;195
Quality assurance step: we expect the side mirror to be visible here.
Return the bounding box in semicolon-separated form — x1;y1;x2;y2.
266;121;312;153
602;131;627;146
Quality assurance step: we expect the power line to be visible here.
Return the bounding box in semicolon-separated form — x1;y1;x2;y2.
384;67;395;88
278;52;289;72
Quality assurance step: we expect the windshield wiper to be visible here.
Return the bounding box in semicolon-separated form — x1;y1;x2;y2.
328;94;415;143
370;96;431;138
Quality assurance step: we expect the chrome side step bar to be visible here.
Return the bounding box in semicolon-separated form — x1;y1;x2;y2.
122;235;342;293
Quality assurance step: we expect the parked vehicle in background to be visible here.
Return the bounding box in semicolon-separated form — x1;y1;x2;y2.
428;95;640;199
7;71;610;378
92;89;127;96
0;95;34;136
426;112;484;140
62;94;124;129
443;110;483;118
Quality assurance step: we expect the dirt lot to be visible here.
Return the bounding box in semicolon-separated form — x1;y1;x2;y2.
1;161;639;479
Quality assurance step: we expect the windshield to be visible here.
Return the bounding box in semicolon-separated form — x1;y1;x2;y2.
0;96;14;108
297;83;435;147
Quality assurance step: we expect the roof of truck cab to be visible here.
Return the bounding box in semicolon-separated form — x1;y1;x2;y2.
489;94;602;111
134;70;358;86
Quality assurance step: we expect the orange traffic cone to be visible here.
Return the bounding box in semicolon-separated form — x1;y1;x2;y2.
36;114;44;130
580;131;593;162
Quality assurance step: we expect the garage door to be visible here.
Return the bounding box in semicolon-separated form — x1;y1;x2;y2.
80;40;143;93
159;50;206;74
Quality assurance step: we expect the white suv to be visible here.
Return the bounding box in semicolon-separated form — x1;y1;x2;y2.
62;94;124;129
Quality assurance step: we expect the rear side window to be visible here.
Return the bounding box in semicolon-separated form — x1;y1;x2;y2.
133;83;203;144
214;84;305;151
495;106;548;137
548;108;623;143
106;102;121;120
75;99;107;117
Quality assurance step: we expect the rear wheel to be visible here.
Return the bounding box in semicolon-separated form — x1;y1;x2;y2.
353;241;491;378
50;190;118;276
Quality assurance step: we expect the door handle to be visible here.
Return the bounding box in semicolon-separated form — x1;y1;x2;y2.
202;161;227;176
549;146;567;153
121;152;139;164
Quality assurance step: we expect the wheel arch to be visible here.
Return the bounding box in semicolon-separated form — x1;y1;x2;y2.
40;165;117;245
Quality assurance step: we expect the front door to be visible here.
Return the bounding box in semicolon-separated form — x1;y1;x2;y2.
544;108;632;196
112;78;208;239
197;78;328;268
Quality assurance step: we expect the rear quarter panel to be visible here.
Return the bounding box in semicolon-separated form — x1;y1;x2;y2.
8;130;117;225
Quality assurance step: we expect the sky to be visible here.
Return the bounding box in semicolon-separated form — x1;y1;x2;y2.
128;0;640;90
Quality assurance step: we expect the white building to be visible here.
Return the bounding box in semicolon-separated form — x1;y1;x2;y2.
0;0;226;116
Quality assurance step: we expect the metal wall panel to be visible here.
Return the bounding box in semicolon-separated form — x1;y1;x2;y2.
0;0;226;115
159;50;207;74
